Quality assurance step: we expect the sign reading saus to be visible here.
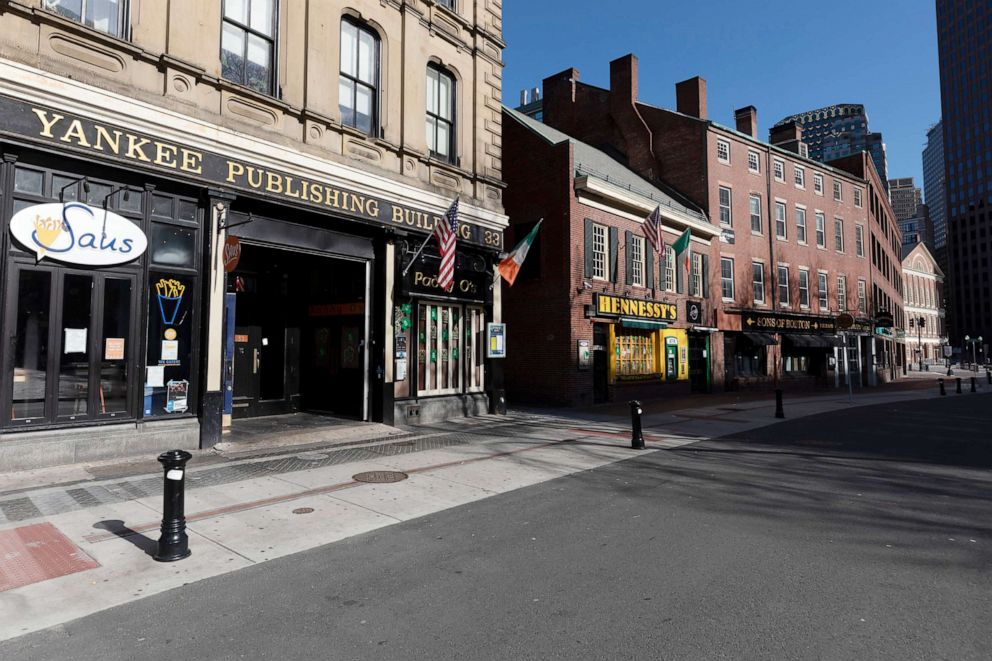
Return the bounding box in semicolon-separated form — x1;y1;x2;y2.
595;294;678;322
10;202;147;265
742;310;836;334
0;94;501;250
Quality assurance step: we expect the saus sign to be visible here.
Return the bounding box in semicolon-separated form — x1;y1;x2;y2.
0;94;501;250
595;294;677;322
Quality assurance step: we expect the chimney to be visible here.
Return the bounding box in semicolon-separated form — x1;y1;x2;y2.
769;121;805;154
675;76;707;119
734;105;757;137
610;54;639;105
519;89;529;106
531;87;541;102
541;67;580;133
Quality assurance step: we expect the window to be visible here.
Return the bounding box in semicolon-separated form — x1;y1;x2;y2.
833;180;843;201
221;0;276;95
815;212;825;248
795;207;807;243
718;187;732;226
778;266;790;306
855;225;864;257
798;269;810;308
664;246;675;292
592;223;608;280
720;257;735;300
748;151;760;173
340;19;379;134
417;303;483;395
435;0;455;8
752;262;765;304
45;0;127;38
631;235;645;287
813;173;823;195
426;65;456;162
794;166;805;188
837;275;847;311
616;332;656;377
717;139;731;164
773;159;784;181
749;194;762;233
834;218;844;252
857;280;867;313
854;188;863;207
818;272;828;309
690;253;703;297
775;201;787;239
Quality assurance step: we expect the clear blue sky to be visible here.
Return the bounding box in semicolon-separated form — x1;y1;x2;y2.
503;0;941;189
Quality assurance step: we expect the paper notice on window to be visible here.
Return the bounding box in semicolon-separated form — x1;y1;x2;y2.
104;338;125;360
146;365;165;387
64;328;87;354
160;340;179;362
395;359;407;381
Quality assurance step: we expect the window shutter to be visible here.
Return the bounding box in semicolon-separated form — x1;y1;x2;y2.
609;226;619;283
646;244;655;289
701;254;709;298
676;253;685;294
624;230;633;286
584;218;593;278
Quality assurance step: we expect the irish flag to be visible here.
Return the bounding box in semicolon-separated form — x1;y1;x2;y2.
672;227;692;272
498;220;542;286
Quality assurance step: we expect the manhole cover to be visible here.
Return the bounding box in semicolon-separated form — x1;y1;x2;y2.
352;471;408;484
292;507;314;515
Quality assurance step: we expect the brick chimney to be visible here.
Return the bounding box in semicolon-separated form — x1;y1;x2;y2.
675;76;707;119
610;54;639;107
770;121;802;146
541;67;580;134
608;54;656;178
735;106;757;137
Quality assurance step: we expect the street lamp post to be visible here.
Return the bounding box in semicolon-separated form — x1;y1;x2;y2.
965;335;983;372
909;316;925;372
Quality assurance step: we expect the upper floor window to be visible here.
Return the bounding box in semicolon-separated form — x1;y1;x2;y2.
426;65;456;162
813;173;824;195
690;253;703;297
720;257;735;300
815;212;825;248
775;201;787;239
854;188;863;207
795;207;807;244
340;18;379;135
749;194;762;233
778;266;790;307
834;218;845;252
631;235;645;287
752;262;765;304
718;186;732;226
773;159;785;182
717;139;731;164
794;166;805;188
592;223;608;280
855;225;865;257
837;275;847;311
664;246;675;292
46;0;127;38
833;180;843;201
435;0;456;8
818;272;828;309
221;0;276;95
747;151;760;173
798;269;810;308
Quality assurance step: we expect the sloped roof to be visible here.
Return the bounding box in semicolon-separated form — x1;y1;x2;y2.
503;106;709;225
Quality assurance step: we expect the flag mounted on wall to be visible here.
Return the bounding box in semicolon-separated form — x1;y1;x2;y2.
434;197;460;291
498;219;543;286
671;226;692;272
642;206;664;255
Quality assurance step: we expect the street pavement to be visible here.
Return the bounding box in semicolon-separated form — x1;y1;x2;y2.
0;386;989;659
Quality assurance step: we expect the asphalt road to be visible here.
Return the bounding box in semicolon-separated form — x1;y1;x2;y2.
3;394;990;660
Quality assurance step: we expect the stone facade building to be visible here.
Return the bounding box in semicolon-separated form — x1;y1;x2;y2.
0;0;507;470
901;242;946;367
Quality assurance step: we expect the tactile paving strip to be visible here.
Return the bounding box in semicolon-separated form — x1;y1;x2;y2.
0;522;99;592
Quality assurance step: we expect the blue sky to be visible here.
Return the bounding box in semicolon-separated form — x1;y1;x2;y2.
503;0;941;189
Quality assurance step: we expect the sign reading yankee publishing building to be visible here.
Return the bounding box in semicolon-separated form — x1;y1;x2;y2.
594;293;678;322
742;310;837;334
0;94;501;249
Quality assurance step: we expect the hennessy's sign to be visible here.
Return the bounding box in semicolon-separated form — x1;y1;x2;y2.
742;310;836;334
0;94;501;249
594;294;677;322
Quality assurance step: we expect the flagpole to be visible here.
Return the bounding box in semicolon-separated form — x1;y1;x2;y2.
401;229;434;277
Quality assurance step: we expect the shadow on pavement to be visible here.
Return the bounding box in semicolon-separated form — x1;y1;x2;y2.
93;520;158;558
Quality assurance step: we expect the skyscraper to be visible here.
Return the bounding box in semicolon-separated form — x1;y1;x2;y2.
888;177;922;220
773;104;889;190
937;0;992;348
922;121;947;250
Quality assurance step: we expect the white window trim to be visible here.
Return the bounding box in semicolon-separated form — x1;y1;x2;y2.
777;265;790;308
747;150;760;173
814;211;826;249
794;165;805;189
833;180;843;202
795;205;807;245
717;139;731;164
592;223;608;281
837;275;848;312
718;186;733;226
720;256;735;301
855;224;865;258
752;261;766;305
798;268;810;309
834;217;845;254
773;159;785;182
749;193;763;235
774;200;787;240
854;188;863;208
817;271;829;310
813;173;824;195
631;235;645;287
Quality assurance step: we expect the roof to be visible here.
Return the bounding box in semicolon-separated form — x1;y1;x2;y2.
502;105;709;225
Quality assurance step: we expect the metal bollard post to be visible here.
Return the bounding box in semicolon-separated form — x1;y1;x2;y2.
938;379;946;396
629;400;645;449
987;369;991;386
956;377;962;394
155;449;193;562
971;377;977;393
774;389;785;419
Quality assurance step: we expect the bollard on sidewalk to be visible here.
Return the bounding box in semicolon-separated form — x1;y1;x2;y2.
956;377;963;394
971;376;977;393
155;449;193;562
938;379;946;396
987;369;991;386
629;400;645;449
774;389;785;419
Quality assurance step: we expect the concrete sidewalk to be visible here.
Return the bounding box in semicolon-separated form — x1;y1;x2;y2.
0;382;977;642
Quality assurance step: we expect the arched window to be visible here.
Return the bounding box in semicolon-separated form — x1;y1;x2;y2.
426;64;456;162
340;18;379;135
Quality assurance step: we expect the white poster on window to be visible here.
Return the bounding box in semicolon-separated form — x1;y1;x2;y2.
146;365;165;388
160;340;179;362
64;328;87;354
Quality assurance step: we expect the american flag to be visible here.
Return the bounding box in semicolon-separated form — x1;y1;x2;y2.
434;197;459;292
643;206;663;255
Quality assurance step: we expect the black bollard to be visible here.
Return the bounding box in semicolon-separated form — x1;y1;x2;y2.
774;389;785;419
971;377;977;393
987;369;991;386
155;449;193;562
629;400;645;449
938;379;946;396
956;377;962;394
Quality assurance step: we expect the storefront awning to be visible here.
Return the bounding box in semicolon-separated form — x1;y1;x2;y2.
786;334;842;348
742;332;778;346
620;318;668;330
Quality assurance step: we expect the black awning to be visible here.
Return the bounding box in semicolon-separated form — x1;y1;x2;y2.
742;332;779;346
785;334;818;347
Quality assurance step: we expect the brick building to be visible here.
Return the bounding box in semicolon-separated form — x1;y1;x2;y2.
506;54;904;397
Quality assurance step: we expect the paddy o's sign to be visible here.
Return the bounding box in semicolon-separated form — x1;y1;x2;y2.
10;202;148;266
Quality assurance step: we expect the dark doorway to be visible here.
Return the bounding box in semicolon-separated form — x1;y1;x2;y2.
593;323;609;404
229;244;367;420
688;333;710;393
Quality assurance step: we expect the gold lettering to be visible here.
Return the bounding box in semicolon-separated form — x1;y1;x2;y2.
60;120;91;147
348;193;366;215
309;182;325;205
459;224;471;240
246;166;263;189
93;126;122;154
284;176;301;199
125;134;152;161
226;162;245;183
326;187;341;209
154;142;178;168
181;150;203;174
392;206;405;225
266;172;283;194
32;109;64;138
365;199;379;217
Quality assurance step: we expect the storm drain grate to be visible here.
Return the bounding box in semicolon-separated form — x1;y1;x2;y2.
352;471;408;484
